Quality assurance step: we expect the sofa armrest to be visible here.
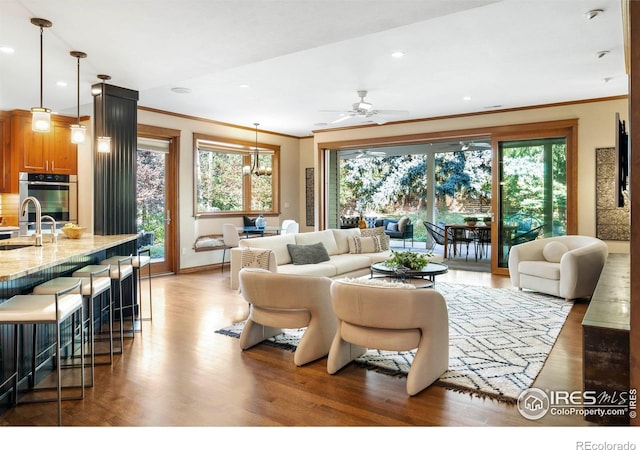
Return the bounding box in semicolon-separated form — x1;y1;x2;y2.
230;247;277;290
507;239;547;288
559;241;608;299
403;223;414;237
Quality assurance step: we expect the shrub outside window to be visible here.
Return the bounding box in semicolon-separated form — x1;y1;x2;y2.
193;133;280;217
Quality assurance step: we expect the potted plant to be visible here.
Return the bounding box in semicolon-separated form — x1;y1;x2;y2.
385;250;431;271
463;216;478;226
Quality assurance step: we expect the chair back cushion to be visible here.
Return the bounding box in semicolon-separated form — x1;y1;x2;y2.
542;241;569;263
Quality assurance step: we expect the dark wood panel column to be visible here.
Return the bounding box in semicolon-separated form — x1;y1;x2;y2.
92;83;139;239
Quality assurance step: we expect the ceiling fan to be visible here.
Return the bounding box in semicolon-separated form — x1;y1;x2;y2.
355;149;387;158
321;90;408;125
460;141;492;150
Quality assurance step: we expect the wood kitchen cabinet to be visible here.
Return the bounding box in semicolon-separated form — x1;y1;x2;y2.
10;110;78;180
0;111;9;192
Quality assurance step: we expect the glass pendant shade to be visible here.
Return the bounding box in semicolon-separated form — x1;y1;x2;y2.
31;106;51;132
30;18;53;133
97;136;111;153
70;124;87;143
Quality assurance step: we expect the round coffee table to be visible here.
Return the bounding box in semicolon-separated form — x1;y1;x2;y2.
370;261;448;289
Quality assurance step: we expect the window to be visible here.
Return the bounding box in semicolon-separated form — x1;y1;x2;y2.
193;133;280;217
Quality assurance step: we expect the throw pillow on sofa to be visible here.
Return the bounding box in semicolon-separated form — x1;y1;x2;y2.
361;227;390;250
348;236;382;254
386;222;398;232
542;241;569;263
287;242;330;265
397;216;410;232
243;215;256;227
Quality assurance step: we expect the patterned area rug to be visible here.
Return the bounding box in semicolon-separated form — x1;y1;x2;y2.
216;282;573;403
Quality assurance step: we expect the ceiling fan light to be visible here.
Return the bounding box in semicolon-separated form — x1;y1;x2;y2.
354;101;373;111
31;107;51;132
70;124;87;143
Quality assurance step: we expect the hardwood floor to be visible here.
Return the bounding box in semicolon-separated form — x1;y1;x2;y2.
0;267;596;429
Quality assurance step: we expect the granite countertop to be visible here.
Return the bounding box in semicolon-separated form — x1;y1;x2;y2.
0;233;137;281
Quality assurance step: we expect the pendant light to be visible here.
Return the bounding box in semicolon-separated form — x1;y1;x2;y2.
70;51;87;144
242;123;272;177
96;74;111;153
30;18;52;133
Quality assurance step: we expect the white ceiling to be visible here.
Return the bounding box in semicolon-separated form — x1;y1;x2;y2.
0;0;628;138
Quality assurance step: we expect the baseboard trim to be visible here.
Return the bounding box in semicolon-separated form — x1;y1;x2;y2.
178;263;222;274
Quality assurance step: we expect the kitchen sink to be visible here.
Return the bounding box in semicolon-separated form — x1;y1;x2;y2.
0;244;34;250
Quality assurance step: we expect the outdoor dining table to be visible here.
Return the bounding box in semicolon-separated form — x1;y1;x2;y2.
443;223;491;259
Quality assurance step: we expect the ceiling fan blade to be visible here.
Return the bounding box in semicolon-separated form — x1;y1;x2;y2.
331;115;354;124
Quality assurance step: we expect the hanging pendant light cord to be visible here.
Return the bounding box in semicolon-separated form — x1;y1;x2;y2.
38;25;44;108
76;56;80;123
253;123;259;174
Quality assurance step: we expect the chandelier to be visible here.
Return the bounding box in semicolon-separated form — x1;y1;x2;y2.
242;123;272;177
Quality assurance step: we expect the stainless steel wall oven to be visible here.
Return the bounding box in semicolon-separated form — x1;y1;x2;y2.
18;172;78;234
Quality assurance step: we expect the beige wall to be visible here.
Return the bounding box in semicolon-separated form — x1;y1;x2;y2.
312;97;630;254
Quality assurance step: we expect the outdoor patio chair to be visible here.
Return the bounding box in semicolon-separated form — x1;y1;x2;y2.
423;221;453;256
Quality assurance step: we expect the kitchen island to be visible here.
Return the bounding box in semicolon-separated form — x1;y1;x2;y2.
0;233;138;410
0;233;137;283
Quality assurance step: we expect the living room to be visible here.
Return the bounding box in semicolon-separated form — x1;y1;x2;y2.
0;0;638;445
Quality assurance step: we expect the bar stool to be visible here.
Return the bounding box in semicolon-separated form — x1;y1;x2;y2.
100;255;135;341
0;281;84;426
72;265;115;361
33;266;113;387
132;248;152;322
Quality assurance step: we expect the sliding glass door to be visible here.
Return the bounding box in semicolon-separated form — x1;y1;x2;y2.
496;137;567;268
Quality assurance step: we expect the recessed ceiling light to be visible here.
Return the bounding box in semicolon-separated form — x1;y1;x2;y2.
0;46;15;54
463;96;472;101
56;81;67;87
239;83;250;88
171;87;192;94
391;51;405;58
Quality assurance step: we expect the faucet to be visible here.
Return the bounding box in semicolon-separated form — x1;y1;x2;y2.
41;215;57;244
20;196;42;246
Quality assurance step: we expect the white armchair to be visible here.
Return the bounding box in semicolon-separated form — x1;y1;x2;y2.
508;235;608;301
327;278;449;396
238;268;337;366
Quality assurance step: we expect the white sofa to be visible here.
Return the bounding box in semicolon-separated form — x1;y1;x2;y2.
508;235;608;301
230;228;392;290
